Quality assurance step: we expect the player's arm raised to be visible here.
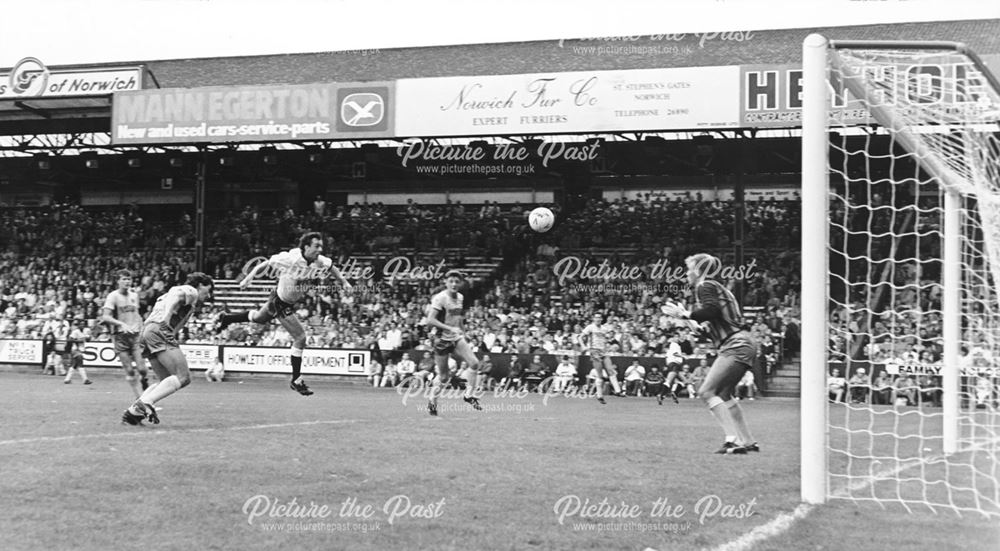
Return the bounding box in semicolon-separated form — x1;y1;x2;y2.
239;259;271;290
662;301;703;330
322;256;352;292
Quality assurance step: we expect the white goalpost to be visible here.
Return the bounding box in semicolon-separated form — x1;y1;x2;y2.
802;34;1000;517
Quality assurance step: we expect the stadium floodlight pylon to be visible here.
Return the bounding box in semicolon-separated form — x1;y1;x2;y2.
802;34;1000;517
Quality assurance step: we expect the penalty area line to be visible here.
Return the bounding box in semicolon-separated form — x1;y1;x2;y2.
707;503;814;551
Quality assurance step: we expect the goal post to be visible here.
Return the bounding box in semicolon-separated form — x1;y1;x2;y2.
801;34;1000;516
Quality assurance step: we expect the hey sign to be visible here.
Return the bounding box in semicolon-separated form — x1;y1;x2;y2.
740;53;1000;128
112;82;394;145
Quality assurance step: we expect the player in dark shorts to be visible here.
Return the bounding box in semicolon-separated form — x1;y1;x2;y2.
121;273;214;426
102;270;149;397
664;254;759;455
216;232;352;396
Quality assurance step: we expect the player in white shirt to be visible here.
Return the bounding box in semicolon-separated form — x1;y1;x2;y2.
216;232;352;396
102;270;149;398
423;270;482;416
121;272;214;426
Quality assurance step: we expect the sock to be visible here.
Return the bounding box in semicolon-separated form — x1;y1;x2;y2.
707;395;739;442
430;373;447;404
78;367;89;381
126;375;142;398
290;347;303;382
464;370;478;398
64;368;73;382
138;375;182;406
727;399;755;446
221;311;251;326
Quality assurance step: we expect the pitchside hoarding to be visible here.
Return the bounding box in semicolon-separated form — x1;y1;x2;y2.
223;346;370;376
0;339;42;364
75;342;219;369
0;339;369;375
111;82;394;145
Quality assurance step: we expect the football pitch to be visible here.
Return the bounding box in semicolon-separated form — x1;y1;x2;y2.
0;370;996;551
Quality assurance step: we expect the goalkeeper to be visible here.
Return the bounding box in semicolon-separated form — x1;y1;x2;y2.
662;254;760;455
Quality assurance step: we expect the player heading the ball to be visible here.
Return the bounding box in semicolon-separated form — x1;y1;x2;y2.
217;232;352;396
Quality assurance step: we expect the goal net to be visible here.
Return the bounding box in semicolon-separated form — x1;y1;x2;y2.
801;36;1000;518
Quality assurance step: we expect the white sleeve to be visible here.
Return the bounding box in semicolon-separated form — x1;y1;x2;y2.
268;250;298;271
102;293;116;312
428;293;445;315
176;285;199;305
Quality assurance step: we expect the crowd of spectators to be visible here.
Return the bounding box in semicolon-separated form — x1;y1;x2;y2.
2;198;803;388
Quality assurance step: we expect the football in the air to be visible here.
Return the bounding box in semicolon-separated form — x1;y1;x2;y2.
528;207;555;233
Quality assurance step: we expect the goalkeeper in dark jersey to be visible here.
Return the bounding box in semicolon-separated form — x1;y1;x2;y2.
663;254;759;455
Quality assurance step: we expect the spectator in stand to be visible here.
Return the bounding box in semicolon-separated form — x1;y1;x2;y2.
892;373;918;406
973;373;995;409
477;355;496;391
624;360;646;397
396;352;417;385
759;334;777;376
380;359;399;388
456;361;477;390
848;368;870;404
690;359;708;395
783;317;800;357
871;371;893;405
501;354;526;391
414;351;436;386
736;369;757;400
205;355;225;382
644;366;668;405
524;354;548;392
916;374;940;407
367;356;384;388
552;355;576;393
670;365;696;400
827;368;847;403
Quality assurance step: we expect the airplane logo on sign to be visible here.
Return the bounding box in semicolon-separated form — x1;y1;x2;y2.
341;92;385;126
